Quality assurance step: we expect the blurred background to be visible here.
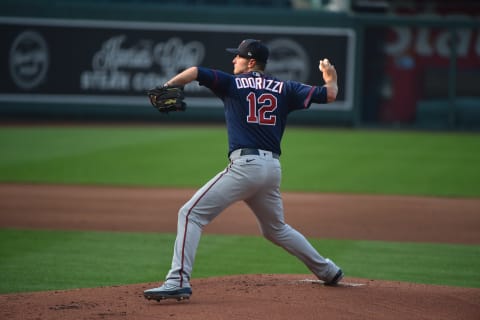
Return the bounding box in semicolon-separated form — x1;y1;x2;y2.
1;0;479;130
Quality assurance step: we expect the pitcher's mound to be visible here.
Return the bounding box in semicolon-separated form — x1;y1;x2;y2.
2;274;479;320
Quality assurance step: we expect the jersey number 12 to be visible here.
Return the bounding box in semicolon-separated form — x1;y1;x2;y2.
246;92;277;126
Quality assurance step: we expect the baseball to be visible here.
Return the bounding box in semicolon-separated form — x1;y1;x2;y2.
319;58;330;72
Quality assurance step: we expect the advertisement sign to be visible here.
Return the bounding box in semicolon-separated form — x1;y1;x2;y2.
378;26;480;123
1;17;355;111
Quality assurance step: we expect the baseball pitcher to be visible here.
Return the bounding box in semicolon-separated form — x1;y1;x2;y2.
144;39;343;302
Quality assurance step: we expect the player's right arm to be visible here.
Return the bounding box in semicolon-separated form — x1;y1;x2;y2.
319;58;338;103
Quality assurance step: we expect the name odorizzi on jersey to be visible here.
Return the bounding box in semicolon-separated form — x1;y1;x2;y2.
235;76;284;94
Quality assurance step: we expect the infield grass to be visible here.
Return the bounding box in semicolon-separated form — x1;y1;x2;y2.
0;126;479;294
1;229;479;294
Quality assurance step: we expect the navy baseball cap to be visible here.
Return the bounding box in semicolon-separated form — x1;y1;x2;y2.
226;39;269;63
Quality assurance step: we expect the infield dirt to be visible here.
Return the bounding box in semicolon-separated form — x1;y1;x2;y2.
1;184;479;320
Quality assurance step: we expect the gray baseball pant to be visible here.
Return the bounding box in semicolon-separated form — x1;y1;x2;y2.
165;149;338;287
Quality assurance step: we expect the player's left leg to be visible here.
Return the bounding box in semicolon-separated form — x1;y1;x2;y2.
158;155;270;292
145;163;255;300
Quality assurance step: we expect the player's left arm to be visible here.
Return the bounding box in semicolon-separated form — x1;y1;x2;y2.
164;67;199;87
319;58;338;103
165;66;231;95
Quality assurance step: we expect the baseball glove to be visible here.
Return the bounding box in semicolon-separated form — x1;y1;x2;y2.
147;85;186;113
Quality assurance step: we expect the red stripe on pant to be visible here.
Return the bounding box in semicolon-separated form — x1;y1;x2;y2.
178;164;231;287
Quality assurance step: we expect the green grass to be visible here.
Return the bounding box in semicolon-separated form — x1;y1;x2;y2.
0;126;479;294
0;126;227;187
1;229;479;294
0;126;479;197
281;128;480;197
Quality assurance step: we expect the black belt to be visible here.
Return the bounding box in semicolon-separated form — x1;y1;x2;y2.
239;148;279;159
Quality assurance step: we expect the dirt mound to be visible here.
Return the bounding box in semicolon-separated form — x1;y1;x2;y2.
1;274;479;320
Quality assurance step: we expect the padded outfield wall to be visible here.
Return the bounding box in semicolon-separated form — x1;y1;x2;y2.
0;2;357;125
1;1;478;128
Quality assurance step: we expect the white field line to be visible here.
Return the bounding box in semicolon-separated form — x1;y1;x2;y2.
297;279;365;287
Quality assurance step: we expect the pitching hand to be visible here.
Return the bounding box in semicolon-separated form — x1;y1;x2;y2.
319;58;338;103
319;58;337;84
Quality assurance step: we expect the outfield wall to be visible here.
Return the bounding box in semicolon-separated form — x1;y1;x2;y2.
1;1;478;128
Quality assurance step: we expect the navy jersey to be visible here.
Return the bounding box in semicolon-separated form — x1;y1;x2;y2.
196;67;328;155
